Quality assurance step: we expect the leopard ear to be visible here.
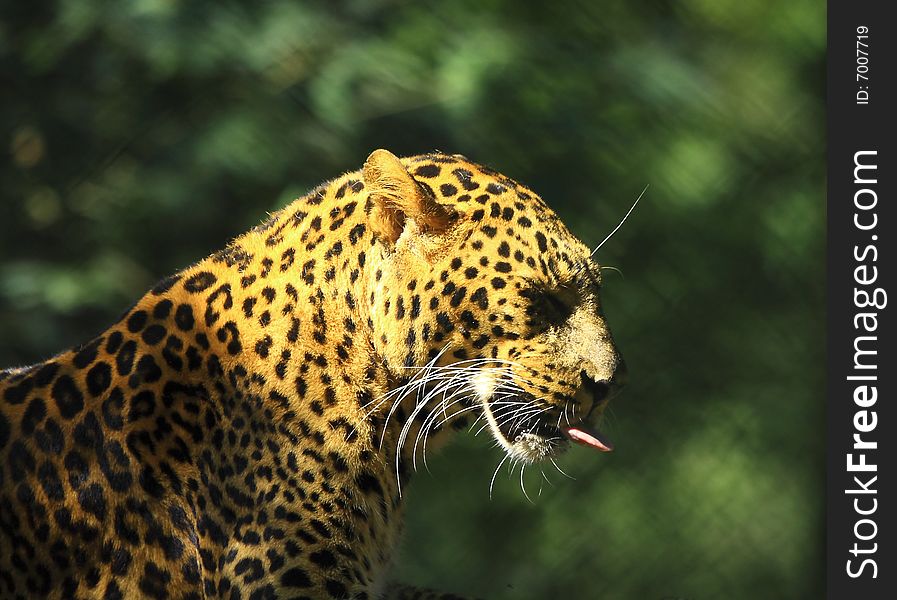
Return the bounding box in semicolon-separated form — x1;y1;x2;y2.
363;149;453;245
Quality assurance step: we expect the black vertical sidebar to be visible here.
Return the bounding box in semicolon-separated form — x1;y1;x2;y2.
827;1;896;598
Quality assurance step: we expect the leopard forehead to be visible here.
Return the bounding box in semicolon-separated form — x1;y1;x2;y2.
401;152;589;260
354;153;595;306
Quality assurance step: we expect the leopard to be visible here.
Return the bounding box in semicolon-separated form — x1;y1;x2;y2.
0;149;626;600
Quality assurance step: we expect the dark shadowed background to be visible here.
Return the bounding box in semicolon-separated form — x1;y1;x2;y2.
2;0;824;598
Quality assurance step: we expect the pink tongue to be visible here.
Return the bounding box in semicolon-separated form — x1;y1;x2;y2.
563;425;614;452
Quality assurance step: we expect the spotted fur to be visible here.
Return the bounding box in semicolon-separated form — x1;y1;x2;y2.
0;150;625;599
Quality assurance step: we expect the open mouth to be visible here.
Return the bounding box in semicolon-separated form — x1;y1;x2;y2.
481;394;614;461
470;366;614;461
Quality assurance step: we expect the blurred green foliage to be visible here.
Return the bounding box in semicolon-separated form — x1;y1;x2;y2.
1;0;824;598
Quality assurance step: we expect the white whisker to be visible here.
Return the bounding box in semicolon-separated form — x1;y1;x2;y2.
489;453;511;499
591;184;648;256
550;457;575;480
520;463;534;504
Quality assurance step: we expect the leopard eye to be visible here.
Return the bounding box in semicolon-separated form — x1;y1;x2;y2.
520;286;575;329
542;292;572;324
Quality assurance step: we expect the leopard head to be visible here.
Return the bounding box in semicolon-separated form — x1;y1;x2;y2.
363;149;626;465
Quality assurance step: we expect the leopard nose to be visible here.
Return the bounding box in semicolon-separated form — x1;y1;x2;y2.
581;372;610;403
580;359;627;403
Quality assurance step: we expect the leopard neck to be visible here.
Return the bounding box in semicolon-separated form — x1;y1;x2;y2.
135;194;469;490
